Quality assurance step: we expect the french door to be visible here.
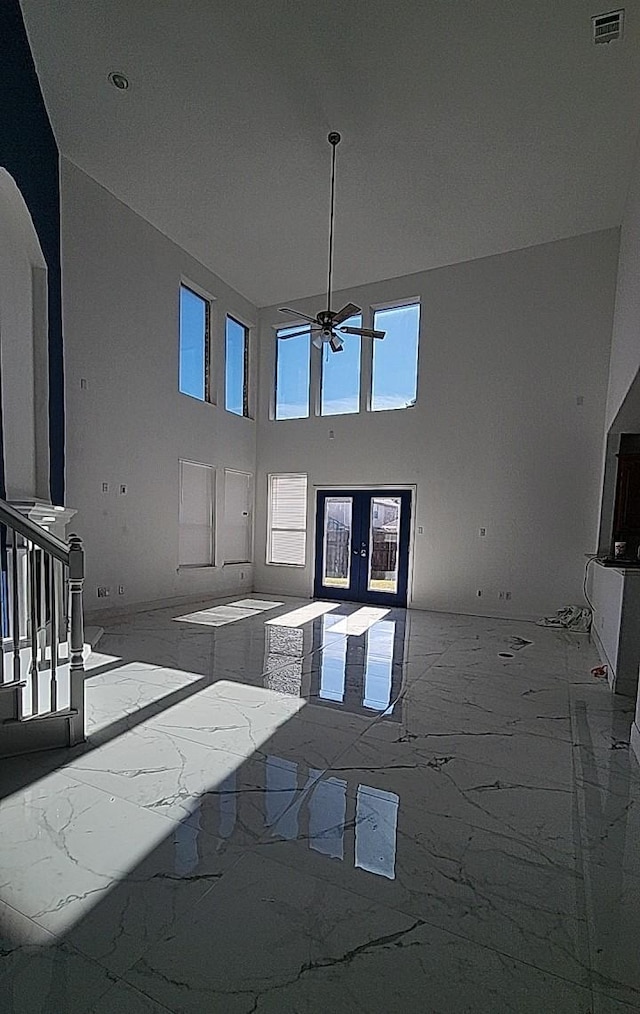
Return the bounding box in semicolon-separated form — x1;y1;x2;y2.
314;489;412;607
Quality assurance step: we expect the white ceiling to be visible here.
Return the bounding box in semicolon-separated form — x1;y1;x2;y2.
21;0;640;307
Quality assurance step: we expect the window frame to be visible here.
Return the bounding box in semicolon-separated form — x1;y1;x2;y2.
225;314;250;418
369;298;421;413
178;281;213;404
267;472;308;567
320;312;363;418
274;325;312;421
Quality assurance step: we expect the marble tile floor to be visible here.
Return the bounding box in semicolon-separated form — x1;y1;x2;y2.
0;595;639;1012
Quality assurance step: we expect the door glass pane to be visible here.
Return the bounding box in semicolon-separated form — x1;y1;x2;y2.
368;496;401;594
322;497;352;589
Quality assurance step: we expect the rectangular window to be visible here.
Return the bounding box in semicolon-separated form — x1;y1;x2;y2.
225;315;249;417
179;460;214;566
371;302;420;411
321;313;362;416
223;469;253;564
179;284;210;401
275;327;310;420
267;473;307;565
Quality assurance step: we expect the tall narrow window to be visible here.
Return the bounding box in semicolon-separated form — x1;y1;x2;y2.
223;469;253;564
267;473;307;565
179;284;210;401
321;313;362;416
275;327;310;420
179;460;214;567
371;303;420;411
225;315;249;417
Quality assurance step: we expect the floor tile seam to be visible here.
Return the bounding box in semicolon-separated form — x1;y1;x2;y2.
257;808;596;896
30;761;219;845
86;674;212;695
0;896;60;967
252;827;592;924
89;852;253;990
53;762;247;842
92;975;178;1014
151;712;368;766
55;741;326;852
321;744;580;797
373;723;579;751
221;847;616;1000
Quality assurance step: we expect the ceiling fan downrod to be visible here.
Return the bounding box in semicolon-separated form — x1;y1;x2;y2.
277;131;386;353
326;131;341;319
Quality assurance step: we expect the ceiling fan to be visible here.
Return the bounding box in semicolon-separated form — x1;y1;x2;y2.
278;132;385;353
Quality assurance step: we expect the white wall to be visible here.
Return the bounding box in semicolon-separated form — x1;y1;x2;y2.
606;138;640;430
254;230;618;619
61;160;258;616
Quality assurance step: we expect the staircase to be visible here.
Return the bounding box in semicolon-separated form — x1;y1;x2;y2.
0;497;86;756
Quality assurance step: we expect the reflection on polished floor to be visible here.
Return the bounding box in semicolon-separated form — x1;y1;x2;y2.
0;595;639;1012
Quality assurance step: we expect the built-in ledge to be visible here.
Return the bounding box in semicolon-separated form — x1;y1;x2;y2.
590;560;640;698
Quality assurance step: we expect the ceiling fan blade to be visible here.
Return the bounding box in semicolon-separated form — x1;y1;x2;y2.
278;327;316;340
329;335;344;353
331;302;361;326
312;335;324;349
278;308;319;325
339;326;386;339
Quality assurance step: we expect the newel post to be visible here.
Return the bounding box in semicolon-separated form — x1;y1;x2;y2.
68;534;85;745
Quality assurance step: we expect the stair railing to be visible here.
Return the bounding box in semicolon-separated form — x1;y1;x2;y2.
0;497;85;744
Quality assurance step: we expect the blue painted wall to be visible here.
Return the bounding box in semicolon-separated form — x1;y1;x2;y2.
0;0;64;503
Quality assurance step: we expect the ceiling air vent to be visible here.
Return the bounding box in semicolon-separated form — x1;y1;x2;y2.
592;9;624;44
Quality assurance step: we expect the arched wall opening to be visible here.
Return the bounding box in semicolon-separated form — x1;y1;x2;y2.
0;167;50;501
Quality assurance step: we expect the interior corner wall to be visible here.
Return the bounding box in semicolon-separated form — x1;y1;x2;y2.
61;159;258;616
254;229;618;620
605;135;640;431
0;0;64;503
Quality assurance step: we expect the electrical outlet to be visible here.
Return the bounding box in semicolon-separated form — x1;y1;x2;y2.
102;482;109;493
80;378;88;389
119;484;128;495
477;589;482;597
499;591;512;601
505;591;511;600
97;586;110;598
479;528;486;537
118;585;125;595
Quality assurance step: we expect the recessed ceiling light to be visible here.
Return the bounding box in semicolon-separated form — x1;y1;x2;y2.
108;71;129;91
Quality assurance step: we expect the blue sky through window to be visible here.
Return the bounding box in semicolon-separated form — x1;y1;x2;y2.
321;314;362;416
225;316;247;416
275;326;310;420
372;303;420;411
179;285;207;401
